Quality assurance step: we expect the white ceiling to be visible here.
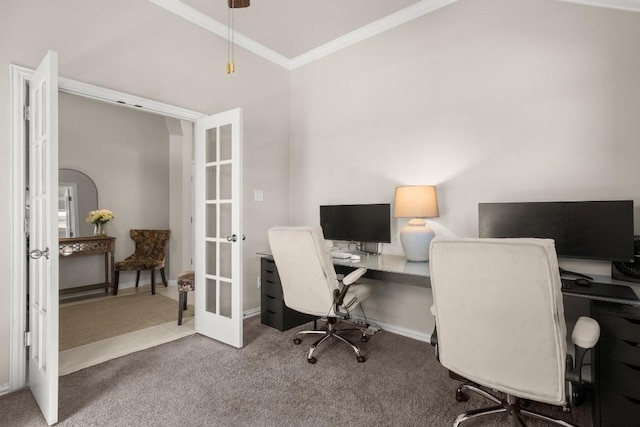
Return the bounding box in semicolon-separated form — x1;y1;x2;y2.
149;0;640;69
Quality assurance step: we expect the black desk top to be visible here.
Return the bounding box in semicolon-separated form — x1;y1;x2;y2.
561;274;640;306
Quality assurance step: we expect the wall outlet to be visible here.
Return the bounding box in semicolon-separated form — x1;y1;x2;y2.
257;276;261;288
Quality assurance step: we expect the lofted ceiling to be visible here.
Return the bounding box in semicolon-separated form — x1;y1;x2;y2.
149;0;640;69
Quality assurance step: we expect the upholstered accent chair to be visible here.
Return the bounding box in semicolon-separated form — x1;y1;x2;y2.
177;270;194;325
268;226;373;363
113;229;171;296
429;238;600;426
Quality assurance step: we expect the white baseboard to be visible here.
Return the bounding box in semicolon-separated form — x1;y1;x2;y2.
252;306;432;343
243;307;261;319
365;318;432;343
0;383;10;396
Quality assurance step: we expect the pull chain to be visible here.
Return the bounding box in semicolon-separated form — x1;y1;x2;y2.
227;0;236;74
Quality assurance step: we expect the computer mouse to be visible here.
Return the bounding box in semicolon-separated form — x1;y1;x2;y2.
574;278;591;287
350;255;361;262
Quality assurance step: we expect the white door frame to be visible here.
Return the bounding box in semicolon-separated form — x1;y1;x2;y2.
9;65;205;391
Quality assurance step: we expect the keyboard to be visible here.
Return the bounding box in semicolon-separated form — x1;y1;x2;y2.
330;251;352;259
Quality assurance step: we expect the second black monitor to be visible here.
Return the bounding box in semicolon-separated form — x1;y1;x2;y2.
478;200;634;262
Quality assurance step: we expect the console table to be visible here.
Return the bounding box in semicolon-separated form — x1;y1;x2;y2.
59;236;116;296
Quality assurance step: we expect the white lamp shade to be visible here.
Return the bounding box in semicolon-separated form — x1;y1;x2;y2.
393;186;439;218
394;185;439;261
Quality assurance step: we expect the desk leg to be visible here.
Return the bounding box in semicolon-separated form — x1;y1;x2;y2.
109;250;115;294
104;252;109;293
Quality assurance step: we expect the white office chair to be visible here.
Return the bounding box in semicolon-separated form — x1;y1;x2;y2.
268;226;373;363
429;238;600;426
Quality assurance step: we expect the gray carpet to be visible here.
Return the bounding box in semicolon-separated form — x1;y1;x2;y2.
0;317;592;426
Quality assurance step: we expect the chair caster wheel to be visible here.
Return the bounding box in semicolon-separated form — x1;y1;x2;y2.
455;389;469;402
293;338;302;345
307;357;317;364
361;336;368;343
357;355;366;363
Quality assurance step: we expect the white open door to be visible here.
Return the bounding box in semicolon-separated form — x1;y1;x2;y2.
27;50;59;425
194;108;243;348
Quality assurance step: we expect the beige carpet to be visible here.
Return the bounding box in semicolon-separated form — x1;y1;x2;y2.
3;316;592;426
59;292;193;351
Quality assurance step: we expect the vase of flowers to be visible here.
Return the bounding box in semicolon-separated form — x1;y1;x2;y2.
86;209;115;237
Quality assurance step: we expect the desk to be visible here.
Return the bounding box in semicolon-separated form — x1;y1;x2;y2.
59;236;116;296
332;253;640;427
332;253;640;307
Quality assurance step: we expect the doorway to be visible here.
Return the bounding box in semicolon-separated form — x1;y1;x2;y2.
10;59;245;424
56;91;195;374
9;62;204;391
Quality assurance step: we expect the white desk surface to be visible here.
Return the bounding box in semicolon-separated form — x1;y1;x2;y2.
258;251;640;305
332;253;430;278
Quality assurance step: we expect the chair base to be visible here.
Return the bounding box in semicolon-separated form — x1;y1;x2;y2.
293;317;368;364
453;383;577;427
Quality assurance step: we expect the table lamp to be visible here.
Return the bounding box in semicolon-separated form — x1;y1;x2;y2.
393;185;439;261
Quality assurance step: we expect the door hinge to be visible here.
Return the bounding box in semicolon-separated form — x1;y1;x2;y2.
23;105;31;121
24;331;31;347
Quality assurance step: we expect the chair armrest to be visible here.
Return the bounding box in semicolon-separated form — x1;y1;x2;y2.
566;316;600;405
343;268;367;285
334;268;368;306
571;316;600;350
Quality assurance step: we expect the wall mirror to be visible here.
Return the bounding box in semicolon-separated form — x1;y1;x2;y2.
58;169;98;238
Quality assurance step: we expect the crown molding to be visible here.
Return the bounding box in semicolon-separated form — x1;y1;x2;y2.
289;0;458;69
148;0;459;70
149;0;639;71
147;0;292;68
558;0;640;12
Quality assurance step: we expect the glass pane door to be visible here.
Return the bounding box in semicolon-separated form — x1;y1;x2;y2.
195;109;243;348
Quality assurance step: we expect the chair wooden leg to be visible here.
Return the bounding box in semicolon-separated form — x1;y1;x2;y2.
161;267;168;287
183;291;188;310
178;292;185;325
135;270;141;288
151;269;156;295
113;271;120;296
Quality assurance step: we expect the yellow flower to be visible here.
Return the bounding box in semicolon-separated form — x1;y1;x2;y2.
86;209;115;224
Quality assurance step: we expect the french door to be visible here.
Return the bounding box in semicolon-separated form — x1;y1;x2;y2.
27;50;59;426
194;108;243;348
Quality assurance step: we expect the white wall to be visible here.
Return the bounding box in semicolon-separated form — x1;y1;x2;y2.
58;92;171;288
0;0;290;386
289;0;640;336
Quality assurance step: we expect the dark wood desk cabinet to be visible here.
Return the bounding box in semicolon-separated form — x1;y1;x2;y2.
260;257;316;331
592;302;640;427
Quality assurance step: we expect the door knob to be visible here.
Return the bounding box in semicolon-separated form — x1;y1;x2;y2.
29;248;50;260
226;234;238;242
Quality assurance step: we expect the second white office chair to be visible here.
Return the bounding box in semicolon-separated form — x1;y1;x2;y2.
268;226;373;363
429;238;600;426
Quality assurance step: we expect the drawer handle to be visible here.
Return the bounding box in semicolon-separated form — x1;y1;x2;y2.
267;310;276;315
266;269;276;274
622;317;640;326
266;295;276;300
266;280;276;285
622;339;640;348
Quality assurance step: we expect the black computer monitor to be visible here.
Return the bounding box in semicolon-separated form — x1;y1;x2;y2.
320;203;391;244
478;200;634;262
